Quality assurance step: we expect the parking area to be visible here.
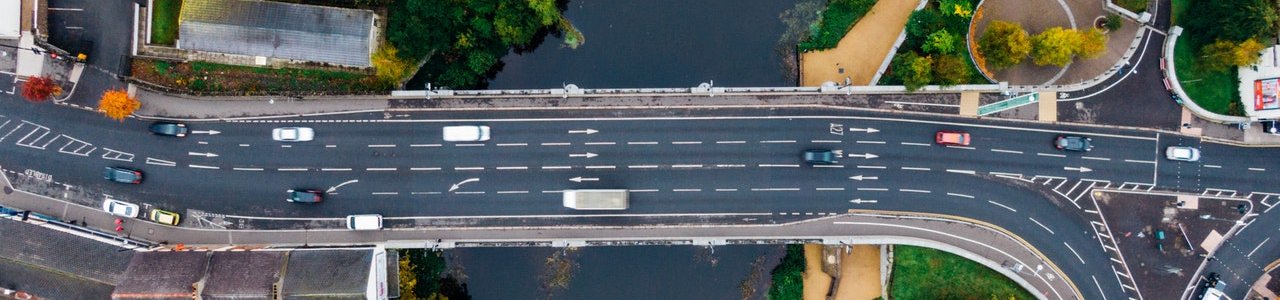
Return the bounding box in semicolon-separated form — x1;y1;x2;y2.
44;0;134;74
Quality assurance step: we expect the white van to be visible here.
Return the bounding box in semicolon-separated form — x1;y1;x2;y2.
442;125;490;142
346;214;383;230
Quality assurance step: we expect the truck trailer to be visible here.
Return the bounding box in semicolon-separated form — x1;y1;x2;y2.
562;189;629;210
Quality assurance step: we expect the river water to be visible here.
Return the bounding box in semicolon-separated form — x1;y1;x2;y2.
448;245;785;300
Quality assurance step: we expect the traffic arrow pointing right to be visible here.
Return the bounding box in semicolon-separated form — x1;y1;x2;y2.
848;127;880;133
191;130;221;135
569;152;598;158
846;153;879;159
1064;166;1093;173
568;129;599;134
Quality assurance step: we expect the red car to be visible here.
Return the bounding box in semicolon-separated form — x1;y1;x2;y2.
935;131;970;146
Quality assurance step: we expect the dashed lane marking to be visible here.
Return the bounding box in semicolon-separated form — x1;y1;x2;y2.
497;191;529;194
542;166;572;170
410;144;442;147
1249;168;1266;172
855;140;885;144
189;164;220;170
715;141;746;144
759;164;800;168
1065;243;1086;264
811;140;842;143
1082;156;1111;161
673;189;702;192
410;167;442;171
672;164;703;168
627;141;658;145
947;146;976;150
814;165;845;168
366;168;397;171
455;144;485;147
751;188;801;191
584;142;616;145
629;189;659;192
856;165;886;169
900;142;931;146
988;200;1016;212
628;165;659;169
239;144;250;147
496;166;528;170
1204;165;1222;168
715;189;738;192
321;168;352;171
541;142;571;146
1124;159;1156;164
372;192;399;195
902;167;931;171
455;191;486;194
900;189;930;193
497;143;528;146
233;167;265;171
367;144;396;148
760;140;796;144
857;188;889;191
1037;153;1067;158
455;167;485;171
946;169;976;174
1029;217;1055;234
411;192;443;195
585;165;616;169
816;188;846;191
672;141;703;145
278;168;309;171
946;193;974;199
716;164;747;168
281;145;292;148
325;145;336;148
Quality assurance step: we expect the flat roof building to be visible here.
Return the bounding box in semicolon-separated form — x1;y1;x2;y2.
178;0;375;67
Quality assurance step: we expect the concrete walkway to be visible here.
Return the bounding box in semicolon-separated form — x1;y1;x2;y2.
800;0;920;86
972;0;1142;87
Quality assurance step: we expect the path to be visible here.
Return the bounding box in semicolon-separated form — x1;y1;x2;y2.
800;0;919;86
833;245;882;300
803;244;834;300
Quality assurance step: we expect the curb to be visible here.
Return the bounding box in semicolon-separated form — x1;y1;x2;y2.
1161;26;1250;124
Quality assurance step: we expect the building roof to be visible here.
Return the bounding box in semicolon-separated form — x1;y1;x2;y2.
178;0;374;67
1240;46;1280;119
112;251;209;300
201;251;285;300
281;249;372;299
0;218;132;299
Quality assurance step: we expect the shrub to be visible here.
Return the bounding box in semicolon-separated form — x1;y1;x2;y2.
20;75;61;103
767;245;806;300
1200;38;1267;72
923;29;960;54
933;54;972;86
1104;14;1123;32
1076;29;1108;59
371;44;415;85
977;21;1031;70
891;51;934;91
797;0;878;51
98;89;141;121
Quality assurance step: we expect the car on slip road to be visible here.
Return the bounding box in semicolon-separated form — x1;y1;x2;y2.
104;167;142;184
1055;135;1093;151
149;122;188;137
286;189;324;203
935;131;970;146
803;149;837;165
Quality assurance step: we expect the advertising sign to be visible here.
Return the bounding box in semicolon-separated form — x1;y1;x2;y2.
1257;78;1280;111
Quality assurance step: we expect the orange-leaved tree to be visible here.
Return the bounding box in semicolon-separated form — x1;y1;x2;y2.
21;75;62;103
98;89;141;121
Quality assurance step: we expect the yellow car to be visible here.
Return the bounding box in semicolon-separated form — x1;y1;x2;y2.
149;209;181;226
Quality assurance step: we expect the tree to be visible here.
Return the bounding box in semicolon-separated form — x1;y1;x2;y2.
939;0;974;17
1075;29;1107;59
891;52;933;91
1181;0;1280;48
1200;38;1267;71
398;254;420;300
977;21;1031;70
1030;27;1078;66
20;75;61;103
98;89;140;121
923;29;959;55
1231;38;1267;66
933;54;972;86
371;45;414;86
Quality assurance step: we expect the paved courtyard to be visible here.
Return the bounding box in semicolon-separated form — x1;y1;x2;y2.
971;0;1143;86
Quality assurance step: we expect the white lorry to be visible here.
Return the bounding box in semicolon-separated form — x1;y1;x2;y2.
562;190;629;210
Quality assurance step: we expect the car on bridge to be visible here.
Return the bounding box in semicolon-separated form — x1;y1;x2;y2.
935;131;970;146
286;189;324;203
803;149;836;165
148;122;188;137
102;198;139;218
442;125;490;142
272;127;314;142
1055;135;1093;151
103;167;142;184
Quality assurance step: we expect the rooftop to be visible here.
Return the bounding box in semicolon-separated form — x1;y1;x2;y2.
178;0;375;67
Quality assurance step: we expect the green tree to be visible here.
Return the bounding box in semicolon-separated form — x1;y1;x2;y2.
933;54;972;86
1030;27;1078;66
1182;0;1280;48
1075;29;1107;59
923;29;959;54
892;51;934;91
939;0;974;17
977;21;1031;70
767;245;806;300
1200;38;1267;71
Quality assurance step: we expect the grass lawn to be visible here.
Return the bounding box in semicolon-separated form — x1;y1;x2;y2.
1173;36;1242;115
1114;0;1149;13
890;245;1035;299
131;58;386;94
1169;0;1188;25
150;0;182;45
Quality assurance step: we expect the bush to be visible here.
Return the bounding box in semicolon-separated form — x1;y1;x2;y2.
1181;0;1279;49
891;51;933;91
20;75;61;102
371;44;415;85
797;0;878;51
98;89;141;121
1104;14;1123;32
933;54;972;86
923;29;960;55
978;21;1031;70
1199;38;1267;72
767;245;806;300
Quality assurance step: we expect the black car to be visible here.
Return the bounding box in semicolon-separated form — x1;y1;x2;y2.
1054;135;1093;151
286;189;324;203
104;167;142;184
803;149;836;165
149;122;188;137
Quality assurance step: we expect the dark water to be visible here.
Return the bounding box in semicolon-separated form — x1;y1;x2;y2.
448;245;785;300
406;0;798;90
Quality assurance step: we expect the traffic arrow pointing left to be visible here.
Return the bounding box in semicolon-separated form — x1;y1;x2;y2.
569;176;599;183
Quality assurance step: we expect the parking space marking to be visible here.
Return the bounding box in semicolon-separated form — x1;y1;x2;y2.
100;148;135;162
145;157;176;167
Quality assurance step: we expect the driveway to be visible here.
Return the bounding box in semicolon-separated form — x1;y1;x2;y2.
45;0;135;75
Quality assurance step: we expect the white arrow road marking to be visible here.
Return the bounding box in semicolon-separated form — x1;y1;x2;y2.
569;176;599;183
849;175;879;181
849;199;879;204
848;127;880;133
191;130;221;135
326;179;359;193
1064;166;1093;173
449;178;480;192
569;152;598;158
568;129;599;134
846;153;878;159
187;152;219;157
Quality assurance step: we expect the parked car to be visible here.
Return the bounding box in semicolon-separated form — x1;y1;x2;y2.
286;189;324;203
102;198;139;218
149;209;181;226
1054;135;1093;151
148;122;188;137
802;149;836;165
272;127;314;142
346;214;383;230
442;125;490;142
103;167;142;184
935;131;970;146
1165;146;1201;162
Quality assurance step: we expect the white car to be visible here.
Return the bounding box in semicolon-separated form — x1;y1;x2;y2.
102;198;140;218
1165;146;1201;162
272;127;314;142
442;125;490;142
346;214;383;230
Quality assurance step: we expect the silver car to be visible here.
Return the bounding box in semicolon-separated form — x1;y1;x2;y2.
272;127;314;142
1165;146;1201;162
102;198;140;218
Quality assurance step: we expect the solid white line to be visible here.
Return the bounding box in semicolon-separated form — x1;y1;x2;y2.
673;189;702;192
759;164;800;168
278;168;308;171
1248;237;1270;257
1249;168;1266;172
629;189;659;192
1029;217;1055;234
584;142;617;145
900;142;931;146
542;166;572;170
1082;156;1111;161
585;165;616;169
715;189;738;192
497;191;529;194
1064;243;1086;264
627;141;658;145
900;189;930;193
857;188;889;191
856;165;887;169
716;140;746;144
372;192;399;195
672;141;703;145
497;166;528;170
410;167;442;171
946;169;976;174
856;140;886;144
814;165;845;168
988;200;1016;212
541;142;571;146
410;144;442;147
751;188;801;191
946;193;974;199
366;168;397;171
760;140;796;144
1037;153;1067;158
811;140;842;143
628;165;660;169
455;143;485;147
672;164;703;168
233;167;264;171
1203;165;1222;168
321;168;352;171
1124;159;1156;164
455;167;485;170
816;188;846;191
368;144;396;148
902;167;931;171
497;143;528;147
189;164;220;170
947;146;975;150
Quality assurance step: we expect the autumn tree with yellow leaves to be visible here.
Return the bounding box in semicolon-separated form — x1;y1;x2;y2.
98;89;141;121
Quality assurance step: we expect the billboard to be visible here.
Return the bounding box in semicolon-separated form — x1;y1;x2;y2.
1257;78;1280;111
